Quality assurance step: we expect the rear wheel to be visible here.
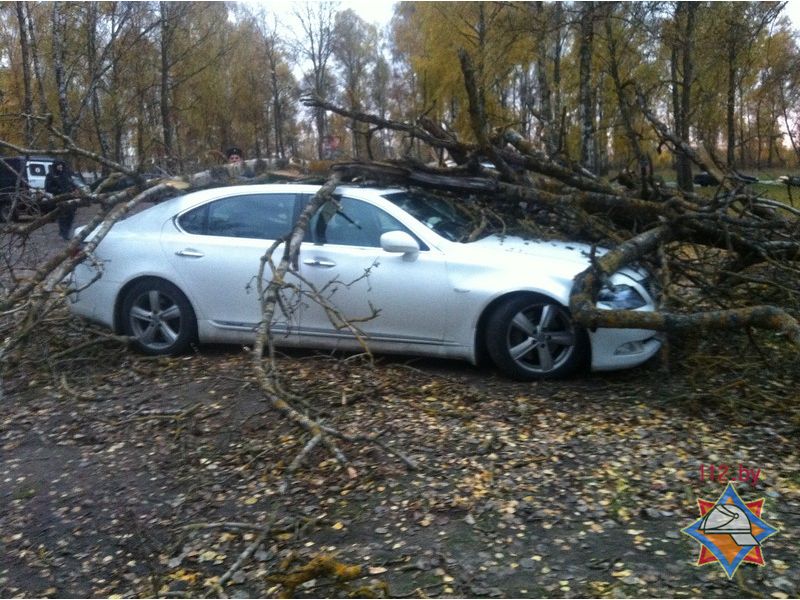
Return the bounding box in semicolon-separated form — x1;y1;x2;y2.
485;295;587;380
121;279;196;355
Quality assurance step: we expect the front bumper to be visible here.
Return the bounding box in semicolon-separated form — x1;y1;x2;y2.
589;328;663;371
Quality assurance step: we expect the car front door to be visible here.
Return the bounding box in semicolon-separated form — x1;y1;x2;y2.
161;192;302;337
296;196;452;351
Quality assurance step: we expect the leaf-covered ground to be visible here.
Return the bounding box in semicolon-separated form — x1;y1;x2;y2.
1;334;798;599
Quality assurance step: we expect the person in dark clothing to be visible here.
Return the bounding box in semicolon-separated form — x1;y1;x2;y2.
45;159;78;240
226;146;243;163
225;146;255;178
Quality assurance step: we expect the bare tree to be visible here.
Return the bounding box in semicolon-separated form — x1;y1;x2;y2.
332;9;378;158
294;1;338;159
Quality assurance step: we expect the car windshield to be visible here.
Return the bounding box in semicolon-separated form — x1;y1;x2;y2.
382;191;473;242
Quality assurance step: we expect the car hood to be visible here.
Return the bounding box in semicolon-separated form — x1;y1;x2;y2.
465;235;606;267
456;234;649;291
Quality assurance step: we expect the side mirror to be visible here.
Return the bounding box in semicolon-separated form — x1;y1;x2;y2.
380;230;419;258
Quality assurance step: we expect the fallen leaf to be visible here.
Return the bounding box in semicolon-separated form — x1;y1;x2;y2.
612;569;633;578
368;566;387;575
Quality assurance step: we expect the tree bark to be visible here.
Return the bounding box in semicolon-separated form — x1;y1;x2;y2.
52;3;73;138
672;2;695;192
578;2;596;173
534;2;557;156
14;3;33;146
159;2;176;170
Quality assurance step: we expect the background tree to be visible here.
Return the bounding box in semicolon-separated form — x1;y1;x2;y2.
668;2;698;191
577;2;597;172
0;1;799;171
294;1;337;160
332;9;378;158
13;3;33;146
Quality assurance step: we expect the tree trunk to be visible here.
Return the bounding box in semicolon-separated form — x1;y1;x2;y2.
266;38;285;159
87;3;112;165
24;4;48;117
52;3;73;138
673;2;695;192
726;44;737;167
159;2;176;170
14;3;34;146
596;73;608;175
578;2;595;172
552;2;564;154
534;2;556;156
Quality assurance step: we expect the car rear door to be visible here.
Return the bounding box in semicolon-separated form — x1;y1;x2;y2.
160;191;303;338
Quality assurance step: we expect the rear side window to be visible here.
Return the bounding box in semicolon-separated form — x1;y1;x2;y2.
178;193;296;240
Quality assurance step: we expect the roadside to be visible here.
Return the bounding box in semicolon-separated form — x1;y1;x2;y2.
1;200;798;598
1;340;798;599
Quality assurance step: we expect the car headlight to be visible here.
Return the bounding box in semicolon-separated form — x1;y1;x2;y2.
597;284;647;309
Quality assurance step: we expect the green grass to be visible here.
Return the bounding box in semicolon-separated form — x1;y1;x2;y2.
649;168;800;206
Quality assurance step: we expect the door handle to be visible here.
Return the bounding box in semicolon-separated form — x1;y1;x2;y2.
303;258;336;268
175;249;205;258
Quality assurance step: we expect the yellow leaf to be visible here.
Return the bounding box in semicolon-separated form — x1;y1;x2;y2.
612;569;633;578
332;521;345;530
243;497;258;505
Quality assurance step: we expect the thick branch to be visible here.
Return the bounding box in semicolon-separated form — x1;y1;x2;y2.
569;226;800;347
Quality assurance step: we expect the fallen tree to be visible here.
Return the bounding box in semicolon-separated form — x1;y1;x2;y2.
298;52;800;352
2;47;799;481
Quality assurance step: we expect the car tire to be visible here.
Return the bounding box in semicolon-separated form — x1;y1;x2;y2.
121;279;196;355
485;295;587;380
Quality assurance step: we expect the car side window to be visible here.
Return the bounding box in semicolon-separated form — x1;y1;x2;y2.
309;197;410;247
178;194;296;240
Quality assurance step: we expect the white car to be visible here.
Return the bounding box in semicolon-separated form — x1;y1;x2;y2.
69;184;661;379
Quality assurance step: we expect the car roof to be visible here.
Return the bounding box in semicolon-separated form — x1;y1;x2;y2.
115;183;408;230
168;183;406;211
0;155;55;162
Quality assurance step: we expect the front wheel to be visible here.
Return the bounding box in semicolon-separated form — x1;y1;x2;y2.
121;279;196;355
485;296;587;380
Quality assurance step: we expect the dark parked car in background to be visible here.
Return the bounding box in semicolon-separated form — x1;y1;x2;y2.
693;170;758;188
693;171;720;187
0;155;55;221
0;155;90;221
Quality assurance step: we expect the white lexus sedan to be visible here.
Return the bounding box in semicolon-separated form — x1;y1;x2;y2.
68;184;661;379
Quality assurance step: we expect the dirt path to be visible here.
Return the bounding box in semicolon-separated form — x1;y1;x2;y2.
1;345;798;599
2;205;798;598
